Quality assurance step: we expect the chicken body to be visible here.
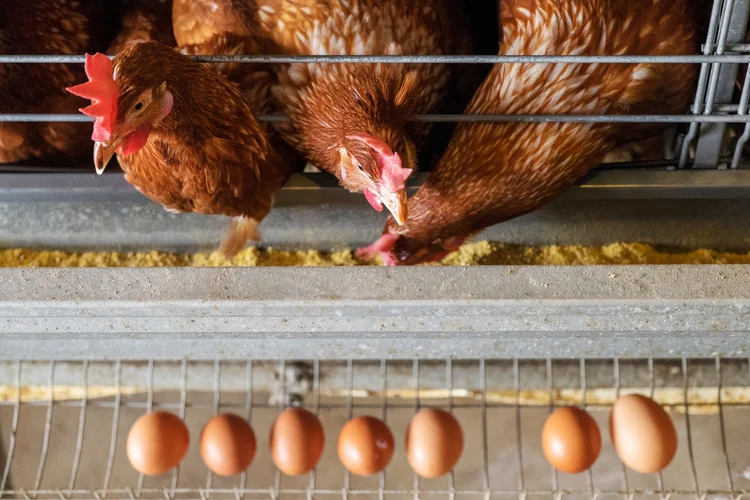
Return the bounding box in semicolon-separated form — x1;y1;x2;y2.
173;0;469;225
68;43;289;256
362;0;698;265
0;0;110;164
171;1;296;172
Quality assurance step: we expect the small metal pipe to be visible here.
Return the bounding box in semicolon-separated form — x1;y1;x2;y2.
2;54;750;64
4;113;750;124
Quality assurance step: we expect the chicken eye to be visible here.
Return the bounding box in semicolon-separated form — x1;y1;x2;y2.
134;102;143;111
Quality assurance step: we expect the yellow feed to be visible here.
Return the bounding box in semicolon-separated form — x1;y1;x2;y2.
2;241;750;267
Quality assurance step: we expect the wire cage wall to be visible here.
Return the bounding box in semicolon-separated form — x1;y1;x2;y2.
3;358;750;500
4;0;750;499
2;0;750;176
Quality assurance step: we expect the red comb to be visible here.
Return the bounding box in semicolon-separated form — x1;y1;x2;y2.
347;133;413;193
66;53;119;142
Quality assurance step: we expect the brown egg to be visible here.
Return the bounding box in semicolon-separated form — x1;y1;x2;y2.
542;406;601;473
126;411;189;475
610;394;677;473
200;414;257;476
337;416;394;476
269;407;325;476
405;408;463;478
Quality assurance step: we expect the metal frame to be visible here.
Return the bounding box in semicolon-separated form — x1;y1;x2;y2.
691;0;750;168
5;169;750;200
5;113;750;124
3;17;750;146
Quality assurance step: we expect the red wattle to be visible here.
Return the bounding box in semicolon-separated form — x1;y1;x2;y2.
363;188;384;211
119;124;152;157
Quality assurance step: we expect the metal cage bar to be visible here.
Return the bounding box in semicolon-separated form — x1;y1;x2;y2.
6;113;750;124
3;54;750;64
693;0;750;168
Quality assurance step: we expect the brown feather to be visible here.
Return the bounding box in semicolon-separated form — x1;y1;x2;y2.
264;0;470;184
112;43;290;243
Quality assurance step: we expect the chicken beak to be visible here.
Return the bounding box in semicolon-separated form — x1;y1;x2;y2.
93;140;119;175
380;189;408;226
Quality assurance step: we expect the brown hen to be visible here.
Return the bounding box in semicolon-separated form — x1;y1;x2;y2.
0;0;110;164
361;0;698;266
66;43;290;256
174;0;470;225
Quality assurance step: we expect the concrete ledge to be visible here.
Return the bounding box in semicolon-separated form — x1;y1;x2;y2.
1;266;749;359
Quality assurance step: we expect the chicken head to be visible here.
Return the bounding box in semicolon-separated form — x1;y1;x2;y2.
336;132;413;225
67;52;174;174
358;216;468;266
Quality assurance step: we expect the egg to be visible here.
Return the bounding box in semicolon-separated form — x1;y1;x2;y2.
126;411;189;475
610;394;677;473
541;406;601;473
269;407;325;476
200;413;257;476
405;408;463;478
337;416;394;476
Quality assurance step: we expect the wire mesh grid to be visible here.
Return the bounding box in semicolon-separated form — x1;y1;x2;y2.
2;0;750;170
1;358;750;500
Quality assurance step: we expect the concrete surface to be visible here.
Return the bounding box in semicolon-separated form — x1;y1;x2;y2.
3;266;750;359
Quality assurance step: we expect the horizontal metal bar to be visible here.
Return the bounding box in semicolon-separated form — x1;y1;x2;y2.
0;115;92;122
0;158;690;174
1;358;744;391
419;114;750;123
0;398;747;410
2;488;749;497
4;170;750;202
572;168;750;199
711;43;750;52
3;54;750;64
5;113;750;123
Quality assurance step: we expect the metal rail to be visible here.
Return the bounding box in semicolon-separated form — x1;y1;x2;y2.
3;54;750;64
4;113;750;123
4;170;750;201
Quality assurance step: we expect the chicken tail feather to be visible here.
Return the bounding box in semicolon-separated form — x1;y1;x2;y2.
220;216;261;258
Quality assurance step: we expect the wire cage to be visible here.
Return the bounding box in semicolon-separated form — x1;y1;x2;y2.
3;358;750;500
4;0;750;498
